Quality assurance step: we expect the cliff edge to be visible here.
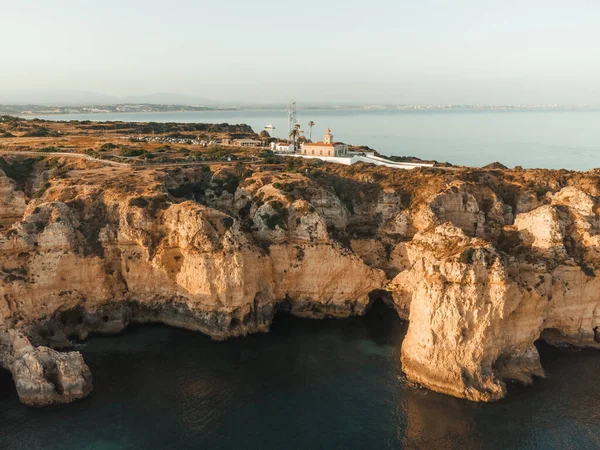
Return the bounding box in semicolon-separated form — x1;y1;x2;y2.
0;156;599;405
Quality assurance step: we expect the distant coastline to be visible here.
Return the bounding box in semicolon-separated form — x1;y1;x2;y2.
0;104;235;116
2;103;600;116
6;106;599;170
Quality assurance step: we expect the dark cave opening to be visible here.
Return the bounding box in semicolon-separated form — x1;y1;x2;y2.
367;289;396;310
0;366;16;402
363;292;407;344
533;327;598;370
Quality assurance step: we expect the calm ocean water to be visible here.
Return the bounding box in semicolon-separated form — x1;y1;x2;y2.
1;304;599;450
30;108;600;170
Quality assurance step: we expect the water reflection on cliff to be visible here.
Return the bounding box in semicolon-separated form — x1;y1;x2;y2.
0;303;599;449
401;387;483;449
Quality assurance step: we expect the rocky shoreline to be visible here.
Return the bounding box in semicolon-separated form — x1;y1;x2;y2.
1;153;599;406
4;297;388;406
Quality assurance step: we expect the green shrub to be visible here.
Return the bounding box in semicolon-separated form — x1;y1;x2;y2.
38;146;58;153
0;157;41;185
224;175;240;194
261;201;288;230
24;126;57;137
459;248;476;264
261;212;284;230
128;197;149;208
222;217;234;230
120;148;146;157
100;143;118;151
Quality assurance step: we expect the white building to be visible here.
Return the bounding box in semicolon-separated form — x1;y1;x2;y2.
272;127;434;170
301;129;348;157
233;139;262;147
271;142;294;153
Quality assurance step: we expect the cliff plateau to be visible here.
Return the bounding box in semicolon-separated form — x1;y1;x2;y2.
0;156;599;405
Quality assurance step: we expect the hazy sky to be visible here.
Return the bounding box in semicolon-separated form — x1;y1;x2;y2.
1;0;599;104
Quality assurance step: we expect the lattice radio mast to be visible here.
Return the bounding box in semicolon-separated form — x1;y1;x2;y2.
288;98;298;152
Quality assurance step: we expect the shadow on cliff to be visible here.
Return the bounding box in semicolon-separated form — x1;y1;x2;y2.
0;367;17;404
4;294;409;408
270;294;407;348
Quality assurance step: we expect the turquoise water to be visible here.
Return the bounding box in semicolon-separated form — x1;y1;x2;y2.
30;109;600;170
1;305;599;449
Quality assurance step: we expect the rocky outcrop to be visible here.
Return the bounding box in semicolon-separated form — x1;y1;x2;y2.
0;327;92;406
0;156;599;405
396;185;600;401
393;224;541;401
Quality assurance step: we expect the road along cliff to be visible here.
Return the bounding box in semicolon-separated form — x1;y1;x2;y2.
0;155;599;405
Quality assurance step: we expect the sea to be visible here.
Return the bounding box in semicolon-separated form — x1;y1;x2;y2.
1;304;599;449
2;109;599;448
25;108;600;171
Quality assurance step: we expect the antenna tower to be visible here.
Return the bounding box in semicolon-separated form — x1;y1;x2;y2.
288;98;298;151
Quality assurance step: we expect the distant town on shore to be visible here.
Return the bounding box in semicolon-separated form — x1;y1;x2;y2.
1;103;598;116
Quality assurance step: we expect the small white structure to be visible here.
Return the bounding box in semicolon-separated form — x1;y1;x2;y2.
233;139;262;147
271;142;294;153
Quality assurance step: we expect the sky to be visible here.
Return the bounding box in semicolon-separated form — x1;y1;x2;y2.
1;0;599;105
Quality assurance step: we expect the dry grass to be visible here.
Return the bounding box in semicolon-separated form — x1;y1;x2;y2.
0;117;263;162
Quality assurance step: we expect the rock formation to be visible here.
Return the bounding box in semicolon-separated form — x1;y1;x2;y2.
0;156;599;405
0;326;92;406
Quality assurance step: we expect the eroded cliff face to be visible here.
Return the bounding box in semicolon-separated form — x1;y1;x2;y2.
0;156;599;405
0;168;27;230
394;180;600;401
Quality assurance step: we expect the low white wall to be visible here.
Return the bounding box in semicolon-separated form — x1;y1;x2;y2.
275;153;433;169
280;154;354;165
358;153;434;168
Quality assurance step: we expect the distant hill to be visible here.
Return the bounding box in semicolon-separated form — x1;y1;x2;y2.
483;161;509;170
0;89;119;105
121;93;219;105
0;90;221;106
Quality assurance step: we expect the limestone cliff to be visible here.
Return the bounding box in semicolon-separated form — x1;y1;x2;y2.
394;179;600;401
0;156;598;405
